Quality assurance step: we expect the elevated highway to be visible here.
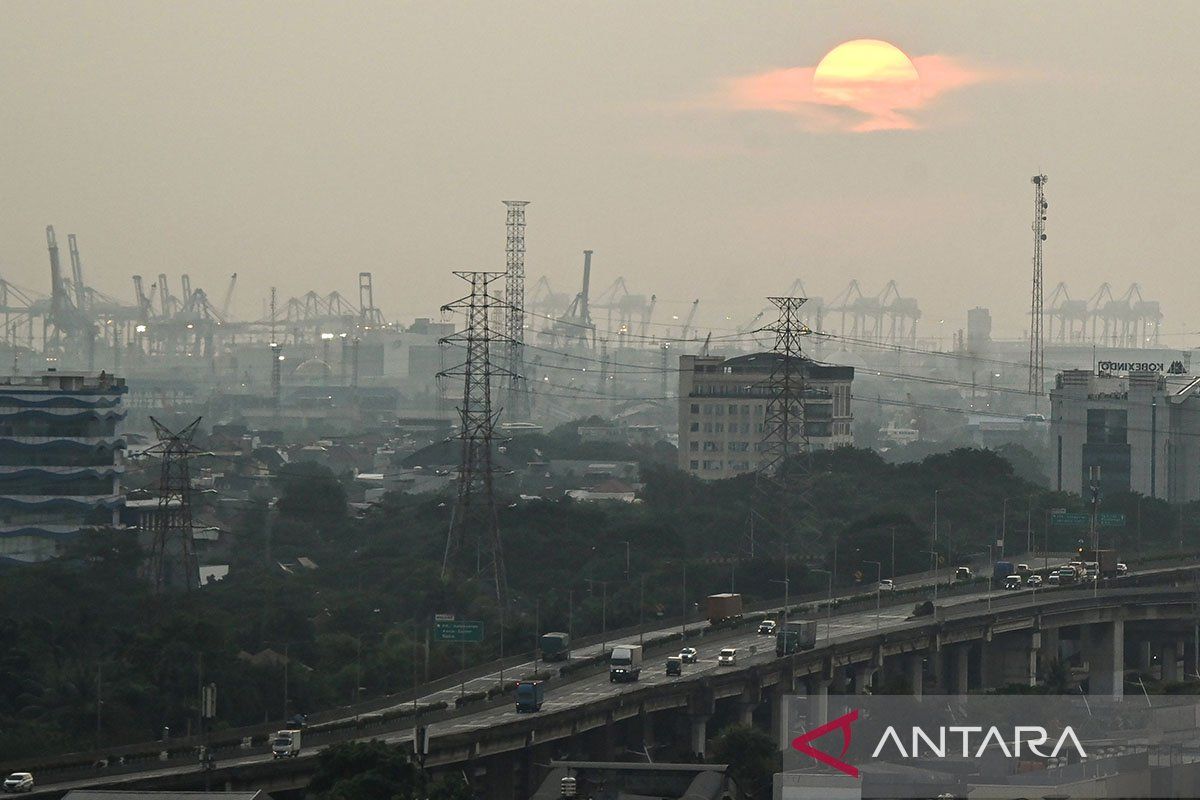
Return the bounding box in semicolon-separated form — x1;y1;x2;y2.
20;563;1200;799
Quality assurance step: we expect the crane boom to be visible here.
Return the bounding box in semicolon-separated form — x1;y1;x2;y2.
157;274;171;316
67;234;87;311
46;226;65;319
219;273;237;319
680;299;699;340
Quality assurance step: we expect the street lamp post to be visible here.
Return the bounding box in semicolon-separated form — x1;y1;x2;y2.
770;578;790;631
933;489;943;602
620;541;630;580
890;525;897;580
864;561;882;629
811;568;833;640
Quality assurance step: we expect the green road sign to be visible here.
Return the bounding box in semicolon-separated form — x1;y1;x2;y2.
433;620;484;643
1099;512;1126;527
1051;512;1089;526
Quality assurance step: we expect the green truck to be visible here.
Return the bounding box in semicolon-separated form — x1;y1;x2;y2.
775;620;817;656
539;632;570;662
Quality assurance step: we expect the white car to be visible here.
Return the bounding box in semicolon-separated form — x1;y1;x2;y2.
1116;562;1130;576
757;620;777;635
679;647;698;664
3;773;33;793
1003;575;1023;590
717;648;738;666
1026;574;1043;588
878;579;895;592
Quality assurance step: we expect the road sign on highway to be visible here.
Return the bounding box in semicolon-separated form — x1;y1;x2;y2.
434;613;456;622
433;620;484;643
1099;512;1126;527
1052;512;1089;526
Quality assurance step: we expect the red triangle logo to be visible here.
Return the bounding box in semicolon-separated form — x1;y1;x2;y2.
791;709;859;778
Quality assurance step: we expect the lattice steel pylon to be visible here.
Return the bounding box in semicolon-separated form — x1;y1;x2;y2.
503;201;529;420
439;271;511;606
1029;174;1048;406
750;296;819;557
147;416;203;593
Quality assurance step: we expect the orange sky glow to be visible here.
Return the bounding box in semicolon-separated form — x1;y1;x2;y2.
719;40;991;132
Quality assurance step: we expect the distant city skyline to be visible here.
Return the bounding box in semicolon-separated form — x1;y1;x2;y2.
3;1;1198;346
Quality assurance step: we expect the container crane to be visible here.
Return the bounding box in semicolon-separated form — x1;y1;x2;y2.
219;273;237;320
679;299;699;341
67;234;87;312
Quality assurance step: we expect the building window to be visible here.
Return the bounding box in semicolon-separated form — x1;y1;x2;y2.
714;422;724;433
703;404;713;415
690;422;699;432
690;460;699;470
690;403;700;414
703;441;720;452
704;422;713;433
715;405;724;416
740;422;750;434
727;404;737;415
703;459;723;470
689;441;699;452
741;405;750;415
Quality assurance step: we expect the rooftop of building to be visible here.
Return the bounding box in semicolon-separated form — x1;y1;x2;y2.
0;370;127;392
686;352;854;379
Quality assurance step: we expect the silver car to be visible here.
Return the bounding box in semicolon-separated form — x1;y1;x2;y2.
3;773;33;794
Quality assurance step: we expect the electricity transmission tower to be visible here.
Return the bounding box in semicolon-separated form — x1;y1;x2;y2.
1029;174;1048;405
503;201;529;420
750;296;820;557
147;416;203;592
439;271;511;606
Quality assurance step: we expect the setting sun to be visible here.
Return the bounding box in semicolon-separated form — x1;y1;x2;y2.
716;37;985;132
814;39;919;86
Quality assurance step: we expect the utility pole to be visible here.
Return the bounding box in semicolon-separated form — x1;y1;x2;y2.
1090;466;1101;598
503;201;529;419
439;271;512;606
1029;174;1048;408
269;288;282;413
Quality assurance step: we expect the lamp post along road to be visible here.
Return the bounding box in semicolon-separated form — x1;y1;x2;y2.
864;560;882;629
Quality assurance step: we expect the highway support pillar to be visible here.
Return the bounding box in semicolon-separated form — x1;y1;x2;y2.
689;714;710;758
639;707;656;751
951;644;970;694
807;678;830;727
1160;641;1180;683
981;632;1039;689
1084;619;1125;698
852;663;876;694
1186;630;1199;680
905;653;924;696
1138;640;1153;673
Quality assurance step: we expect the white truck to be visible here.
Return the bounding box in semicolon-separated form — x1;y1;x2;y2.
609;644;643;683
271;729;302;758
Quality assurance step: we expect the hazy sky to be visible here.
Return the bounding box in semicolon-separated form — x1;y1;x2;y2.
3;1;1198;344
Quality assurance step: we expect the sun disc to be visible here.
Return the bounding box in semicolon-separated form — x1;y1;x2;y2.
813;39;919;85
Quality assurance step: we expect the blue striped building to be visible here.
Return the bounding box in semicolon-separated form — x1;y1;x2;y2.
0;371;126;562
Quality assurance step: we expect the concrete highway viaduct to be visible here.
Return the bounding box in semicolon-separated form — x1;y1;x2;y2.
23;576;1200;799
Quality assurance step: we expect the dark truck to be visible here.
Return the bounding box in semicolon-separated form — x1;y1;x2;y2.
515;680;544;712
993;561;1015;583
775;620;817;656
539;632;570;662
1078;548;1119;578
705;593;743;624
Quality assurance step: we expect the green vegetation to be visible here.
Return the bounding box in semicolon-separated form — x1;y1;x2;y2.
305;740;470;800
708;724;779;799
0;434;1194;760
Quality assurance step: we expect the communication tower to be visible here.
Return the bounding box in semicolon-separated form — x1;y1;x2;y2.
503;201;529;419
1029;174;1048;405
